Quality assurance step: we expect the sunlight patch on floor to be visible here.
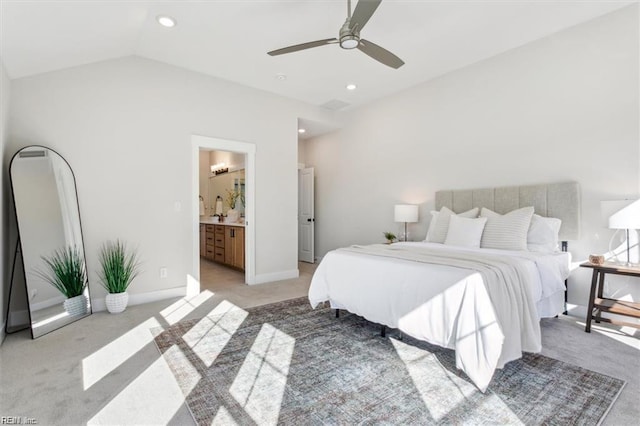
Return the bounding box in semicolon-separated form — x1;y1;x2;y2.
186;273;201;298
229;323;294;425
82;317;162;390
575;320;640;350
390;337;475;421
165;345;202;395
472;393;524;425
87;356;185;425
160;290;214;325
182;300;248;367
212;406;240;426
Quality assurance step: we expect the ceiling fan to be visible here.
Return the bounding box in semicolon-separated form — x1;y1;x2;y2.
267;0;404;69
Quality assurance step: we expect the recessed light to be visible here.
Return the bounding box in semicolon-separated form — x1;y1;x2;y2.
276;73;287;81
346;83;357;91
157;15;176;28
298;128;306;134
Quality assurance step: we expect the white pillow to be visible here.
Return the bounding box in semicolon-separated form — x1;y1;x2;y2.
527;214;562;253
445;215;488;248
426;207;479;244
425;210;438;241
480;206;535;251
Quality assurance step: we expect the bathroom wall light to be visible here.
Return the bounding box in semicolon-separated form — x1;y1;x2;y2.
346;84;357;90
210;162;228;175
298;128;306;134
210;162;225;172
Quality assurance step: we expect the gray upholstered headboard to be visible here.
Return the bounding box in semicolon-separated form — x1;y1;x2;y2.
435;182;581;241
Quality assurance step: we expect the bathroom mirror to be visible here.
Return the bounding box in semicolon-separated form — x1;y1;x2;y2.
208;169;246;216
9;146;91;338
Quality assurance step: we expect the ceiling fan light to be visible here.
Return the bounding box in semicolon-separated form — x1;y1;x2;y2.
340;36;359;50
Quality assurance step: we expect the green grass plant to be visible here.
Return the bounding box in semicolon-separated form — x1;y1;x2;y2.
36;246;87;298
99;240;140;294
383;231;397;243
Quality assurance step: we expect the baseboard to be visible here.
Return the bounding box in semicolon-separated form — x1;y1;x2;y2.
91;286;186;312
30;295;66;312
249;269;299;285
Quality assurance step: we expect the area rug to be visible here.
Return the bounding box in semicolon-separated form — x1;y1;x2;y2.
153;297;625;425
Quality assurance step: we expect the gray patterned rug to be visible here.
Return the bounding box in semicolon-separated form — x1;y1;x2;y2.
153;297;624;425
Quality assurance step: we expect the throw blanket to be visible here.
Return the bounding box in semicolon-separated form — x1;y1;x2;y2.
309;244;542;392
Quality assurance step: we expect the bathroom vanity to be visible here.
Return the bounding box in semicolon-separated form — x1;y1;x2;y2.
200;220;245;271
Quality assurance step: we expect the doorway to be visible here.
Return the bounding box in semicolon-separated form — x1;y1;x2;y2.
199;149;246;290
191;135;256;285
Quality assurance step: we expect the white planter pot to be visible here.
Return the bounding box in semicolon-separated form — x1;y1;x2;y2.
63;294;88;316
105;292;129;314
226;209;240;223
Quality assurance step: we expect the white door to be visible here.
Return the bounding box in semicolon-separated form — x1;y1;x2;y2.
298;167;315;263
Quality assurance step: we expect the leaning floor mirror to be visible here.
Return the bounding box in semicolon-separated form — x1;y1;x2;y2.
8;146;91;338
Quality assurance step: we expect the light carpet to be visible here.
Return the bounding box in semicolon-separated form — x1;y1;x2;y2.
153;297;625;425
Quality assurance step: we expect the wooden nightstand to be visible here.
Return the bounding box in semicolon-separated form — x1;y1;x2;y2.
580;262;640;332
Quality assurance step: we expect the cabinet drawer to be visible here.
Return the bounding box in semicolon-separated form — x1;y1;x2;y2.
214;249;224;262
215;225;225;235
214;236;224;248
205;247;215;257
205;224;216;232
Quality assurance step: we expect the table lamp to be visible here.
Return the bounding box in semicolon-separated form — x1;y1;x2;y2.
394;204;419;242
601;199;640;265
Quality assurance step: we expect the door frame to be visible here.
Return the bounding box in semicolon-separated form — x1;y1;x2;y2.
191;134;256;285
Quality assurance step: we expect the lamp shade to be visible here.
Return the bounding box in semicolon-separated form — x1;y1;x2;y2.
601;199;640;229
394;204;419;223
199;200;205;216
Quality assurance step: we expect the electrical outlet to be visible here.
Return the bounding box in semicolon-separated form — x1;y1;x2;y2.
160;267;168;279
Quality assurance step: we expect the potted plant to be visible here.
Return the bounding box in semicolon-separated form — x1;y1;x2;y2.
383;232;397;244
36;246;88;316
98;240;140;314
225;188;241;223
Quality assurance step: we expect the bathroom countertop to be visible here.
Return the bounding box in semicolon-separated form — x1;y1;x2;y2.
199;218;245;226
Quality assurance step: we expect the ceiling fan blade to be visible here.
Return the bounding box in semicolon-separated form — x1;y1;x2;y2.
268;38;338;56
358;39;404;69
349;0;382;32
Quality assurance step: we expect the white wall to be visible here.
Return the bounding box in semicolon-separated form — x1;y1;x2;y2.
209;151;244;172
8;56;336;302
298;139;307;165
1;59;10;342
305;6;639;311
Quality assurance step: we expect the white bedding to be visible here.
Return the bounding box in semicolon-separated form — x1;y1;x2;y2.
308;242;570;392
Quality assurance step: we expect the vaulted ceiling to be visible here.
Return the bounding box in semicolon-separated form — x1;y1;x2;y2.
1;1;632;110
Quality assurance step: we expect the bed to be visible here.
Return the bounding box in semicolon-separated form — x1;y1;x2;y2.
308;182;580;392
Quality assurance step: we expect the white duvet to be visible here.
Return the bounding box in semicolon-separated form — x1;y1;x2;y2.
308;242;570;392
